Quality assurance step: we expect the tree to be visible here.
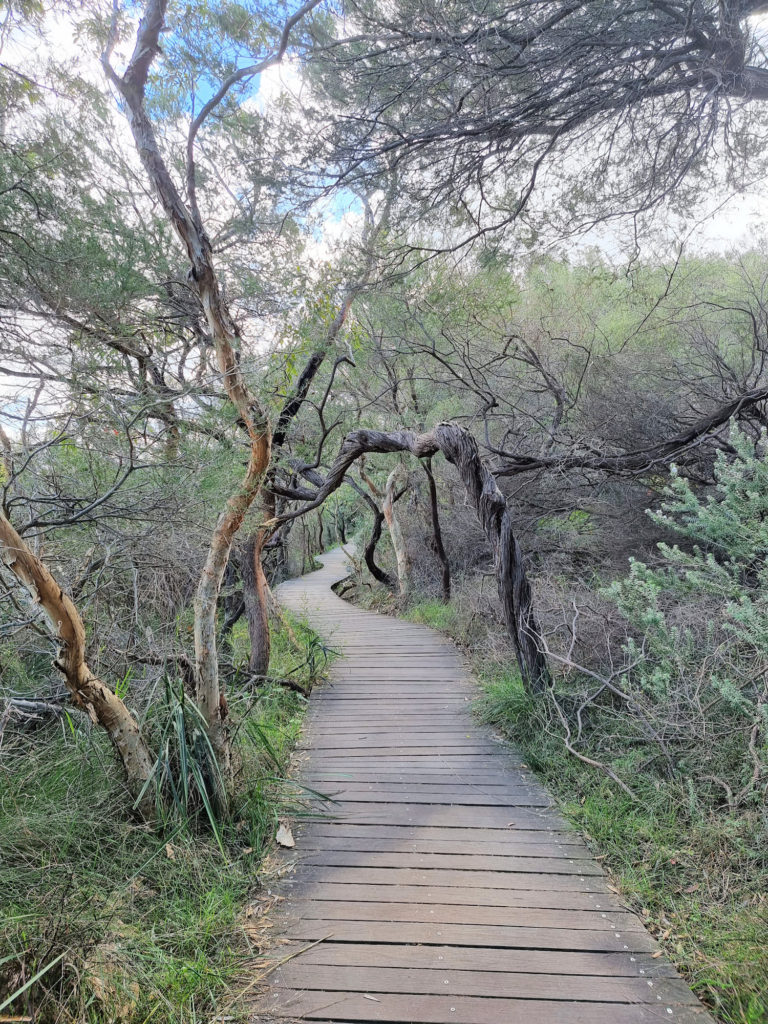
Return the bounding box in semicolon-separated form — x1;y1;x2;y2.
276;424;552;694
315;1;768;255
238;195;390;677
0;510;156;815
99;0;323;781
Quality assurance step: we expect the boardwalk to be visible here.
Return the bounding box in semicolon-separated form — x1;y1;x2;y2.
255;548;712;1024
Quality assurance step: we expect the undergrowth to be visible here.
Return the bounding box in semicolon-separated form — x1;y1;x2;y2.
0;613;324;1024
405;597;768;1024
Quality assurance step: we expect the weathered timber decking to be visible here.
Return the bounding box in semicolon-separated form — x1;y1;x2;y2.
254;548;713;1024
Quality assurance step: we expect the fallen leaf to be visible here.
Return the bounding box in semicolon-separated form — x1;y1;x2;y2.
652;951;663;959
165;843;176;861
684;883;699;893
276;822;295;848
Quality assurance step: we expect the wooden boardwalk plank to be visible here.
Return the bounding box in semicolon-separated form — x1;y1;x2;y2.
281;881;635;912
284;851;602;873
268;942;680;977
261;991;709;1023
251;549;713;1024
270;965;698;1004
283;899;644;930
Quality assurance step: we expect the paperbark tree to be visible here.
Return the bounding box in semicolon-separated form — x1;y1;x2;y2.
423;457;451;602
350;482;398;591
318;1;768;254
101;0;319;776
239;193;391;676
276;424;551;694
382;464;411;596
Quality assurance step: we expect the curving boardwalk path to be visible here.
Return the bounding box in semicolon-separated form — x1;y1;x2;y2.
255;548;712;1024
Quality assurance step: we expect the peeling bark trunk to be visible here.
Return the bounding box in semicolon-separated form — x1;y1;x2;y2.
0;511;155;815
241;532;270;678
284;424;551;694
191;294;271;777
383;465;411;596
423;457;451;602
365;508;397;590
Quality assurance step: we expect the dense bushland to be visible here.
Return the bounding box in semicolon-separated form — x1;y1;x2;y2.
5;243;768;1022
4;2;768;1017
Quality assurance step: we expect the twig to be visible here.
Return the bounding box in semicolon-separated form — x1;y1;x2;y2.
217;933;333;1014
242;674;309;698
549;690;637;800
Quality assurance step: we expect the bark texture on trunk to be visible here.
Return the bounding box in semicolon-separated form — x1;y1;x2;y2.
347;480;397;591
0;511;155;815
423;457;451;602
383;465;411;596
365;509;392;587
191;290;270;775
284;424;551;694
236;210;373;683
241;532;270;677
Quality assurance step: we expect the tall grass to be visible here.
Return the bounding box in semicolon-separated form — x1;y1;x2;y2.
0;614;323;1023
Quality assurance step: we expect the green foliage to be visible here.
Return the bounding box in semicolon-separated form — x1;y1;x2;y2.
604;425;768;792
141;682;229;850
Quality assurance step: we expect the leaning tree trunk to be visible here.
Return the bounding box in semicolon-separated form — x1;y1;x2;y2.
365;508;397;590
346;480;398;591
283;424;551;695
430;427;549;693
0;511;156;817
190;293;271;780
383;464;411;596
423;457;451;602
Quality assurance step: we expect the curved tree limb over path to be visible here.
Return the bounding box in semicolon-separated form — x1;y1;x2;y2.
278;424;551;694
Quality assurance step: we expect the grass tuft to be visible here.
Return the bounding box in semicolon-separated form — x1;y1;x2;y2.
477;665;768;1024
